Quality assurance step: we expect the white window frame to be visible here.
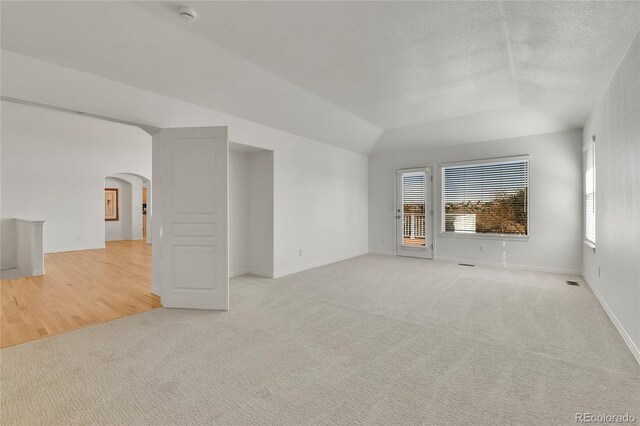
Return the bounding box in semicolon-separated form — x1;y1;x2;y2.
584;141;596;248
440;155;530;240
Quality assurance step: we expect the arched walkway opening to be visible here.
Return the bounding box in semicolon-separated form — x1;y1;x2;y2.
104;173;151;244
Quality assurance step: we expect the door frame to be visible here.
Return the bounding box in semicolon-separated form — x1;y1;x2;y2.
394;165;435;259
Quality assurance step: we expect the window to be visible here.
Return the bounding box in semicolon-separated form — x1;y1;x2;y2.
401;171;427;247
442;157;529;236
584;142;596;246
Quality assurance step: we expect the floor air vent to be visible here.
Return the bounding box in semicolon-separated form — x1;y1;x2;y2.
459;263;475;267
566;280;580;286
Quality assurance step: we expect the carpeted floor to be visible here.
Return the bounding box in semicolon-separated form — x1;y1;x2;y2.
1;254;638;425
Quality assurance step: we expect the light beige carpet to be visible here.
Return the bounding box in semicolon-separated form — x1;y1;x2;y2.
1;254;639;425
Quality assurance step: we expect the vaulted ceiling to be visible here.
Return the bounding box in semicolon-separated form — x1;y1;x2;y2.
2;1;639;153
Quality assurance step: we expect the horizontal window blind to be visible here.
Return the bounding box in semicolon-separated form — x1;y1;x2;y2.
585;143;596;244
402;172;426;207
401;171;427;246
442;159;528;236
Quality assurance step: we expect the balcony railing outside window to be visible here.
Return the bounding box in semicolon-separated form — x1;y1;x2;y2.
403;209;425;246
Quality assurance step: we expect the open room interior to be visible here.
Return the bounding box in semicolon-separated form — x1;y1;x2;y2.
104;173;150;244
0;101;159;347
0;1;638;425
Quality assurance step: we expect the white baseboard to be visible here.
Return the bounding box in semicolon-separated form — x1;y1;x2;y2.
45;244;105;254
231;268;273;278
0;267;45;280
0;267;20;280
247;269;273;278
273;251;368;278
582;273;640;365
434;256;582;275
230;268;250;278
367;251;580;275
151;286;161;297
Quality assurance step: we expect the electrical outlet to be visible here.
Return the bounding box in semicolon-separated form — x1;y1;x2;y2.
480;244;487;252
76;236;81;241
299;248;303;256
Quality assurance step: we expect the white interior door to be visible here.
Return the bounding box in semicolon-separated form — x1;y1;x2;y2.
152;127;229;310
396;167;433;259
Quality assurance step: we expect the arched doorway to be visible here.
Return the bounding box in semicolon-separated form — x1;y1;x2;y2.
104;173;151;244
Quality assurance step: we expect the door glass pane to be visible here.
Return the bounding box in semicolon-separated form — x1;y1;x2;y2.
402;172;426;247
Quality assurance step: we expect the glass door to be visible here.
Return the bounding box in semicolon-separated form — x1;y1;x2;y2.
396;167;433;259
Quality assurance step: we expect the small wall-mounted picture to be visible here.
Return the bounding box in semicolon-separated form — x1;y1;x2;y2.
105;188;119;221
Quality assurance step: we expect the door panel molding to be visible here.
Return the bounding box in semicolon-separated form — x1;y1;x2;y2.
152;127;229;310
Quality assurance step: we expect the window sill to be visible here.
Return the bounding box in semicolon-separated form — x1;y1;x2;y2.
440;232;529;241
583;240;596;251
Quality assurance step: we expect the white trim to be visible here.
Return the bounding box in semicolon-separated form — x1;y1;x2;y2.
435;256;581;275
231;268;277;278
230;269;250;278
582;273;640;365
247;269;274;278
0;268;20;280
273;251;368;278
151;286;161;297
395;166;429;174
231;268;275;278
44;244;106;254
583;141;596;247
440;154;530;169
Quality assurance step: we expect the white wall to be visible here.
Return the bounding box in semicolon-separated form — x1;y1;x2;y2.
582;32;639;360
0;101;151;268
369;129;584;274
104;174;145;242
1;52;369;277
274;142;368;276
104;177;132;241
249;151;274;277
109;173;145;242
229;151;251;276
229;150;275;278
121;174;144;242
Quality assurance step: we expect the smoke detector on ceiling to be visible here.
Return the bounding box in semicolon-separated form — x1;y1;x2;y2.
179;7;197;21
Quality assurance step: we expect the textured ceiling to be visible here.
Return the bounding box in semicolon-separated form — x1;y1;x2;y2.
138;1;518;130
2;1;639;152
0;1;381;154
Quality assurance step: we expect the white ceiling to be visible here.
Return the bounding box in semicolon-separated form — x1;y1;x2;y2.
0;1;381;154
2;1;639;153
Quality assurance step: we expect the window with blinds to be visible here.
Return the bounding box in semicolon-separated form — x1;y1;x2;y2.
402;172;426;246
584;143;596;245
442;158;529;236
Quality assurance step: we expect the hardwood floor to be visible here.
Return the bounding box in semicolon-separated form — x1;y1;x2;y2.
0;240;160;348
